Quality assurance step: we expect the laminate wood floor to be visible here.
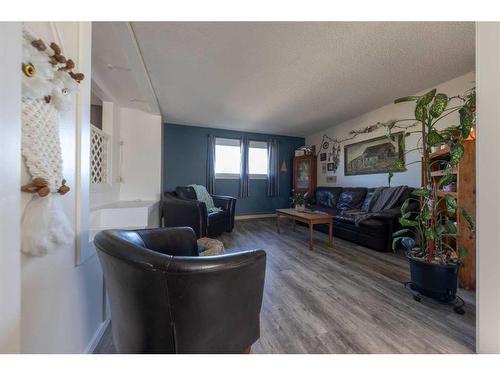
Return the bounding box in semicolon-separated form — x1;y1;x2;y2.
94;218;476;354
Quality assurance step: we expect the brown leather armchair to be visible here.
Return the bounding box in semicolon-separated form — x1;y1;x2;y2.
94;226;266;353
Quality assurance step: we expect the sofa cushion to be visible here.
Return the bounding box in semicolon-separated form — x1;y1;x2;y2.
361;188;377;211
176;186;197;200
336;188;367;211
315;187;342;208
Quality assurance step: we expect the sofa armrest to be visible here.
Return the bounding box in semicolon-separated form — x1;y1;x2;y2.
162;195;208;238
212;194;237;231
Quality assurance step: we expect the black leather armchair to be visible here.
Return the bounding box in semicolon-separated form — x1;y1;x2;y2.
162;186;236;238
94;227;266;354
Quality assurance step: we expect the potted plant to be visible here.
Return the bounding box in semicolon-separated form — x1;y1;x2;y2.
291;192;306;211
386;87;476;303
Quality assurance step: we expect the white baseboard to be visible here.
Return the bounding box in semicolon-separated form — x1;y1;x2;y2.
235;213;276;221
84;319;110;354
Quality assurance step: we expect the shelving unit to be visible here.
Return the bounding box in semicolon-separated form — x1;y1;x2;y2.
423;140;476;290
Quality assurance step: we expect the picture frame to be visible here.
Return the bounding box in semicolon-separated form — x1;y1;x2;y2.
327;162;335;171
320;153;327;162
321;163;327;174
344;132;406;176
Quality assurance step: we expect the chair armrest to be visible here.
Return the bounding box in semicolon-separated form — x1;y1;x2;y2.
165;249;266;353
162;195;208;238
136;227;198;257
212;195;237;231
211;195;235;211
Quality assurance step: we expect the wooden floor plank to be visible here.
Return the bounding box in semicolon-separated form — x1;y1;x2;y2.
93;218;475;354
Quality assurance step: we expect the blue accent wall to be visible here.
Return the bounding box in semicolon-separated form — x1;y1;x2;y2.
164;123;305;215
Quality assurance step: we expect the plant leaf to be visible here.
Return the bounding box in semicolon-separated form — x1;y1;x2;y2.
394;159;405;170
458;245;469;258
417;89;437;106
415;104;425;121
399;218;419;227
460;207;476;233
429;93;448;118
392;236;415;252
394;95;419;104
444;195;457;215
459;106;473;138
438;173;457;188
412;188;431;197
445;219;457;234
425;228;436;241
450;143;465;165
400;198;410;215
393;229;413;237
427;129;444;146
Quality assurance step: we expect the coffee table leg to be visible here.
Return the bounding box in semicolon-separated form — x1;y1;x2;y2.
309;222;313;251
276;214;281;233
328;221;333;250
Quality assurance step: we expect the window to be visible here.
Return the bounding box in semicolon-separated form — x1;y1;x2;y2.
249;141;268;179
215;138;241;178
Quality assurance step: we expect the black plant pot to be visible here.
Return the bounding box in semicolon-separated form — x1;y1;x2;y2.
408;255;460;303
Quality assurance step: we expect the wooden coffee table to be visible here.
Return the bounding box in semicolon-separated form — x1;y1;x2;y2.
276;208;333;251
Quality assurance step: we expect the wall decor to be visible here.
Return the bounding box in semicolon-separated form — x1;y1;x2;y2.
316;119;417;174
280;161;288;172
321;163;327;174
20;28;85;256
344;132;406;176
326;176;337;183
327;163;335;171
319;153;327;162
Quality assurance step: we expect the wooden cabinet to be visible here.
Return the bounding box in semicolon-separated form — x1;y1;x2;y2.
424;140;476;290
293;155;316;196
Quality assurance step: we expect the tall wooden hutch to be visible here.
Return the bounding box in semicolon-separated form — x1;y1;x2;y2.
423;139;476;290
293;155;316;197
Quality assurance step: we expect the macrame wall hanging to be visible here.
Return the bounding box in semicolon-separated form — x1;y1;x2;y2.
20;28;85;256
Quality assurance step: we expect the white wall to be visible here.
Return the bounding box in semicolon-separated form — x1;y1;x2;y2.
119;107;162;201
20;22;105;353
476;22;500;354
0;22;22;354
306;72;475;188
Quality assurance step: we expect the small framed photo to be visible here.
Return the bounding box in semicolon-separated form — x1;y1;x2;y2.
327;163;335;171
321;163;327;174
326;176;337;183
320;153;327;162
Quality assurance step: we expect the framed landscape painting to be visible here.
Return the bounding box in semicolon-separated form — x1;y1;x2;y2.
344;132;406;176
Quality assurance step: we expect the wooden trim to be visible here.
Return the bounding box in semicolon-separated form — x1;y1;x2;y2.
235;213;276;221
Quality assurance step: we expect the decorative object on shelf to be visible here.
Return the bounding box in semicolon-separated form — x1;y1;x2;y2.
294;149;304;157
295;145;314;156
388;87;476;311
344;132;406;176
20;28;85;257
291;192;306;212
280;161;288;173
293;155;316;196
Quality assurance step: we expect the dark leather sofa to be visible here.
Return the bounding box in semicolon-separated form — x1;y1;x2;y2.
308;186;414;252
162;186;236;238
94;226;266;354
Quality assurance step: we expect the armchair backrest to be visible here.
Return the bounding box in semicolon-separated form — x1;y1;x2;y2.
94;227;266;353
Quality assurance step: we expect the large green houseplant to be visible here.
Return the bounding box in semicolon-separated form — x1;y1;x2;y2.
385;87;476;303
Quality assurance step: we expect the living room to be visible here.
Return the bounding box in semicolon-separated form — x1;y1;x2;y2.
2;2;500;372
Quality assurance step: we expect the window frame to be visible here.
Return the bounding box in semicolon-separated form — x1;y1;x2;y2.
215;137;241;180
248;140;269;180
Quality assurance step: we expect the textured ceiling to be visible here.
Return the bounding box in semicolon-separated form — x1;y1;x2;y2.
131;22;475;137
